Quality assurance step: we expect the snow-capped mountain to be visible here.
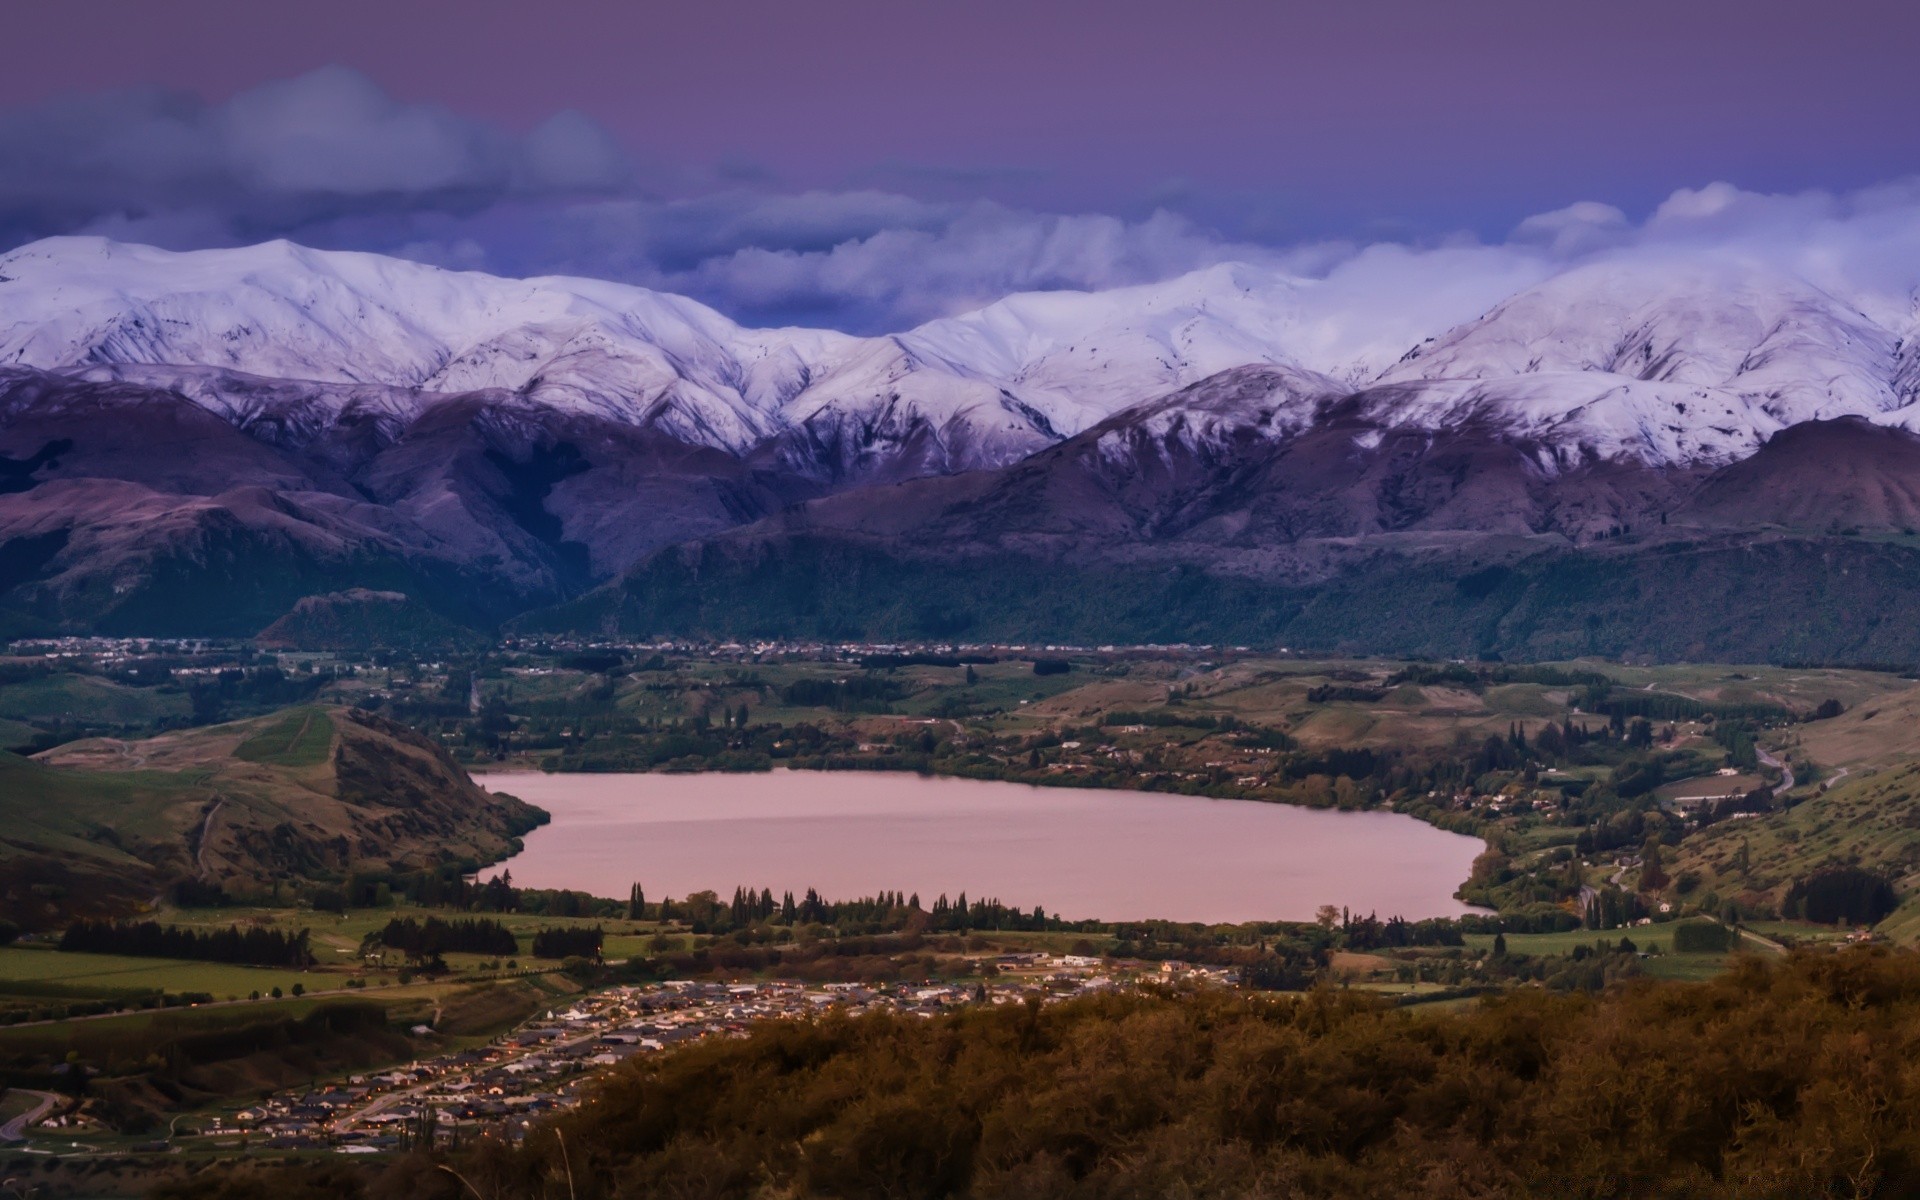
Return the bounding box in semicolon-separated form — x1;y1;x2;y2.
6;237;1920;480
9;234;1920;644
0;238;1335;476
1368;258;1920;467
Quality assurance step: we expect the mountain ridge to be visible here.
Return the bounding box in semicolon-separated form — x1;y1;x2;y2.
5;236;1920;654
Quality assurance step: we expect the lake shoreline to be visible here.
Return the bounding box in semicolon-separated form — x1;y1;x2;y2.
473;768;1490;925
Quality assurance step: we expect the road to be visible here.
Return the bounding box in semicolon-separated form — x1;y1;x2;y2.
1756;747;1794;795
0;1090;60;1141
192;798;225;876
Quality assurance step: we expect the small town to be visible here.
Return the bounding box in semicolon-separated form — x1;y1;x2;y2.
196;955;1236;1153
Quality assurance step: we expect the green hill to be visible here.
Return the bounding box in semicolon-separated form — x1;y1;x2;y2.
0;706;545;929
1674;763;1920;938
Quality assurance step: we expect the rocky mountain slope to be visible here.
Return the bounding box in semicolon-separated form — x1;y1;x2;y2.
5;236;1920;653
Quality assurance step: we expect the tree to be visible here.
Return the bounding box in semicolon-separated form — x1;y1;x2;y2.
1492;932;1508;957
627;882;646;921
1639;844;1670;893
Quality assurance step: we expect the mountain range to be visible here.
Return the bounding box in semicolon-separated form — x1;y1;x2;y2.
4;235;1920;659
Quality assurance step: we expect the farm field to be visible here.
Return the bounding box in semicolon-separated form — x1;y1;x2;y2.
0;946;320;1000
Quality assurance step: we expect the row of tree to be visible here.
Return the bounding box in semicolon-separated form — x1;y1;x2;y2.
371;916;518;962
59;919;312;966
530;926;604;959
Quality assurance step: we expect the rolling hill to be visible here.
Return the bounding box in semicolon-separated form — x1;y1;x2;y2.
0;705;544;928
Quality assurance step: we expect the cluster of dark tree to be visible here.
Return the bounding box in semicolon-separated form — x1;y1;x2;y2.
350;867;607;920
372;917;518;962
1587;686;1791;726
0;986;220;1027
1104;922;1326;981
1456;909;1583;934
1031;658;1073;676
1387;662;1663;695
1337;911;1467;949
1670;921;1738;952
198;949;1920;1200
1581;884;1652;931
58;919;312;967
779;675;909;712
1099;708;1247;731
1574;804;1660;857
1304;683;1388;703
1783;867;1900;926
623;882;1089;937
1694;785;1776;829
167;878;232;908
186;664;329;724
1710;717;1763;769
530;926;604;960
523;718;855;773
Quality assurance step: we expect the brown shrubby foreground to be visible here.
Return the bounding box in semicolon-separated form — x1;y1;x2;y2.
162;948;1920;1199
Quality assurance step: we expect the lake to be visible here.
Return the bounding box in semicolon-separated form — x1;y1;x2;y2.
473;770;1488;924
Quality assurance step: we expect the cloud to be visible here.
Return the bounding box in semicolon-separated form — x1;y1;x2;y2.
1508;201;1631;256
0;66;630;247
3;69;1920;342
660;205;1287;328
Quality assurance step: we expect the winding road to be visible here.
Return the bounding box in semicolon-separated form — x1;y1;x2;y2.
0;1089;60;1141
1757;747;1794;795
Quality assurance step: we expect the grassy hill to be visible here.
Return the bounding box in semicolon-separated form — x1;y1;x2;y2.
1789;681;1920;771
0;705;545;928
1672;763;1920;937
255;587;488;653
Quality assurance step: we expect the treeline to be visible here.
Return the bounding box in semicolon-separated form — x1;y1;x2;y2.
372;917;518;961
1585;685;1791;726
346;867;615;922
625;884;1092;937
59;919;312;967
1384;662;1798;725
1784;867;1899;925
1337;910;1467;949
531;926;604;959
1387;662;1613;691
1100;709;1248;731
211;949;1920;1200
778;676;908;712
1305;684;1387;703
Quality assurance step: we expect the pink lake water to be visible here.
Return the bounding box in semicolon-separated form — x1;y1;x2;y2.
473;770;1487;924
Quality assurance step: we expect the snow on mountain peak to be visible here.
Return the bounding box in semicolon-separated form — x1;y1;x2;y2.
3;236;1919;474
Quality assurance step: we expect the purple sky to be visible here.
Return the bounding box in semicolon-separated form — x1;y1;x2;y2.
12;1;1918;222
2;0;1917;328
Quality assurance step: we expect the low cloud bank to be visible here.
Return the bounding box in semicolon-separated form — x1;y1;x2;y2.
3;68;1919;339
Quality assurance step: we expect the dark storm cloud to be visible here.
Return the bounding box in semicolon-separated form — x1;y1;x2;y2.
0;66;630;246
